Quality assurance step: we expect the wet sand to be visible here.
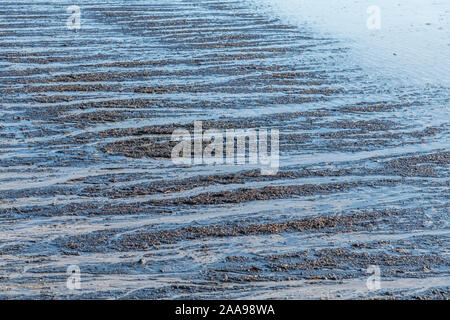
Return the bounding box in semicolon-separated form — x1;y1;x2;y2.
0;0;449;299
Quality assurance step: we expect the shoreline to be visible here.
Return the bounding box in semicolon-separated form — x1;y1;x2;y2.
0;0;448;299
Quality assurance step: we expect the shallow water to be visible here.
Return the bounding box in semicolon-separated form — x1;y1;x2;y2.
250;0;450;86
0;0;449;299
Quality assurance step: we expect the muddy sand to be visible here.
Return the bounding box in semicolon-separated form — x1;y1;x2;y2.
0;0;449;299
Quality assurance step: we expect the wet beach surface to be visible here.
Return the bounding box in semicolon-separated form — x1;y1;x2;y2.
0;0;449;299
